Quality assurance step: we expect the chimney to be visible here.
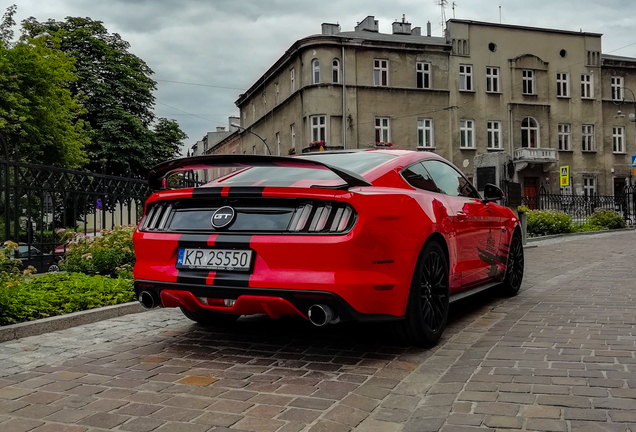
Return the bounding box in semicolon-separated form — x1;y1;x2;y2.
321;23;341;35
228;116;240;132
392;14;411;35
411;27;421;36
216;127;226;132
427;21;432;37
355;16;379;32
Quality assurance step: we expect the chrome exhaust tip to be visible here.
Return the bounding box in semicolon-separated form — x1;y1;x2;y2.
138;291;160;309
308;304;337;327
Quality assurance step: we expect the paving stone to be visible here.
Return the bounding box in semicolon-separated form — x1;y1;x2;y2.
308;420;352;432
525;418;568;431
324;405;367;427
231;416;284;432
119;417;166;432
0;418;44;432
78;412;130;429
483;414;523;429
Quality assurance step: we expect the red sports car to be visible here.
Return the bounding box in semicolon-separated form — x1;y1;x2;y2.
133;149;523;346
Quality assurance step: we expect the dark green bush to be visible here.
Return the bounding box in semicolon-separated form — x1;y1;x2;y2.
587;210;626;229
61;226;135;277
0;273;134;326
526;210;572;236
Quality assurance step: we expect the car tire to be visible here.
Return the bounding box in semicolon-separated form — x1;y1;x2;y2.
395;241;449;347
47;264;61;273
179;307;240;326
499;231;524;296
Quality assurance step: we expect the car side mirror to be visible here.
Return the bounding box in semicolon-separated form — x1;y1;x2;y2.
483;183;504;203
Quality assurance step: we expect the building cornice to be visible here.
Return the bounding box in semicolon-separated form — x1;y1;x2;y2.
448;19;602;38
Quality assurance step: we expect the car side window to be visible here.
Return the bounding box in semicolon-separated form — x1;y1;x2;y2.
421;160;480;199
401;162;438;192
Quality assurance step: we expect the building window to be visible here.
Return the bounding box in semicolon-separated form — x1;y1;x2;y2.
486;67;499;93
312;59;320;84
556;73;570;97
276;132;281;155
290;68;295;91
522;70;535;95
611;76;624;101
581;74;593;98
290;124;296;150
311;115;326;142
459;64;473;91
487;121;501;149
613;126;625;153
459;120;475;148
416;62;431;89
374;59;388;86
582;124;595;151
375;117;390;143
417;118;434;148
558;124;571;151
521;117;539;148
332;59;340;83
583;176;596;197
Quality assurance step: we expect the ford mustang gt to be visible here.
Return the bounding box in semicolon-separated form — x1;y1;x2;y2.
133;149;523;346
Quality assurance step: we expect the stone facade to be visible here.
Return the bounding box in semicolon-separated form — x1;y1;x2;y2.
234;17;636;196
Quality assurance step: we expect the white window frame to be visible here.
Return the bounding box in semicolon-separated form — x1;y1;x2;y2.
486;67;499;93
487;121;502;149
612;76;624;101
521;117;540;148
581;74;593;99
290;68;295;91
582;124;595;152
312;59;320;84
583;176;596;197
332;59;340;84
290;123;296;150
613;126;625;153
459;119;475;148
522;70;535;95
459;64;473;91
556;73;570;98
558;123;571;151
417;118;434;149
310;115;326;143
375;117;390;143
416;62;431;89
374;59;388;86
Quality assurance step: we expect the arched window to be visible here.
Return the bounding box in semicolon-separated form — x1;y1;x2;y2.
521;117;539;148
312;59;320;84
332;59;340;83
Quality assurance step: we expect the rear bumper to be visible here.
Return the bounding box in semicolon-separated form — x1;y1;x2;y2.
134;280;403;323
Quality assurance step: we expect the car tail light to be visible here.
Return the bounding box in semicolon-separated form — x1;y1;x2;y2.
139;202;173;232
288;202;356;233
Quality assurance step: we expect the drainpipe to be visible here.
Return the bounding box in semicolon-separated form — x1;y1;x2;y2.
342;46;346;149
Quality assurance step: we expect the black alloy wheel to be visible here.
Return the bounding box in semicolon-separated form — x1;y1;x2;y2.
180;307;240;326
499;231;524;296
396;241;450;347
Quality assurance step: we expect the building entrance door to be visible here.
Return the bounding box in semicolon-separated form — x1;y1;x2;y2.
524;177;539;209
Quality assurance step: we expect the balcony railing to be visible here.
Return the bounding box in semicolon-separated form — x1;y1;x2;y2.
514;147;558;163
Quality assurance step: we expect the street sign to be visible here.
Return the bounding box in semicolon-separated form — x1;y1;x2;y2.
96;199;102;210
632;155;636;167
560;166;569;187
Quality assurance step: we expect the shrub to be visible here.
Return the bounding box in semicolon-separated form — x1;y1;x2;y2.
587;210;626;230
571;223;606;233
0;273;134;326
61;226;136;277
526;210;572;236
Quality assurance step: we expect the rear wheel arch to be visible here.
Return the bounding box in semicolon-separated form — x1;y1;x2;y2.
423;232;449;269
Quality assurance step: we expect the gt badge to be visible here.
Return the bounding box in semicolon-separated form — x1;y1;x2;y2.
211;206;236;229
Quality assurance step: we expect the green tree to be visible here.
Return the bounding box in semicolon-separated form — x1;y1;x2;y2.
21;16;186;177
0;6;88;167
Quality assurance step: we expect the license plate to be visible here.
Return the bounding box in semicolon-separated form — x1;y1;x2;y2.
176;248;253;271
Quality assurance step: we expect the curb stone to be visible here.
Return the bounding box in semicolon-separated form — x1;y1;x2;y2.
0;301;146;343
526;226;635;244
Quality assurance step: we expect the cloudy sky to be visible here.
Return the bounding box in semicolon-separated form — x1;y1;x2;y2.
9;0;636;152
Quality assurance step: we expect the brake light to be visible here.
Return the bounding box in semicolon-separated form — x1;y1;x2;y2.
288;202;356;233
139;202;173;232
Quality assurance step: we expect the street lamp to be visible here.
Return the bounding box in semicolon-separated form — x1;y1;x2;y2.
230;123;272;155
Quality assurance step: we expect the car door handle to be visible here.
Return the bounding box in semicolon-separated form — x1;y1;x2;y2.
456;211;468;221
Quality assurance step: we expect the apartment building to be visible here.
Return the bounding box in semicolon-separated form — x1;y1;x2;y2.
233;16;636;196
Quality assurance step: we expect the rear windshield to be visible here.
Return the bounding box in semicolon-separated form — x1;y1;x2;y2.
212;152;395;187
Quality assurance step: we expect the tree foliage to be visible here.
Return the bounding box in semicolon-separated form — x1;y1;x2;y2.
21;16;186;176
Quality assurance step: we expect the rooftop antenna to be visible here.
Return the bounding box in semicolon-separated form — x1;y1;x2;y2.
437;0;448;32
499;5;502;23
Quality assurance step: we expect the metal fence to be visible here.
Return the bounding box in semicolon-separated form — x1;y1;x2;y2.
0;133;152;262
522;185;636;225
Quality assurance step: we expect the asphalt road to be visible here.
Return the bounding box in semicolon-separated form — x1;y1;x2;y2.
1;230;635;431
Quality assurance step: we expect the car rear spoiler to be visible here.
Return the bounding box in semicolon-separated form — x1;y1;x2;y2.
148;154;373;191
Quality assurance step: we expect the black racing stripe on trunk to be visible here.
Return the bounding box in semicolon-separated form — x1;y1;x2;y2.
212;271;250;287
178;234;213;247
227;187;265;197
176;270;210;285
192;187;223;197
213;235;253;249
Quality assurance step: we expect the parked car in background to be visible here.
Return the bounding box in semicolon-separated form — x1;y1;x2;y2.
14;243;62;273
53;230;102;256
133;150;524;346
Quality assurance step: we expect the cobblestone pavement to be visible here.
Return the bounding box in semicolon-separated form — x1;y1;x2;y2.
1;230;635;432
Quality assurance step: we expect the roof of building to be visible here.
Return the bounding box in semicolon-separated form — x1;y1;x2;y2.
602;53;636;63
330;30;447;46
448;19;602;37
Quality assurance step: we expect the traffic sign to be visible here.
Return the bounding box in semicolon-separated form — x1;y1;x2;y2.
632;155;636;167
96;198;102;210
560;166;569;187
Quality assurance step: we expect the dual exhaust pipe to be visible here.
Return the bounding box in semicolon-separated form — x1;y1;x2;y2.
139;291;337;327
